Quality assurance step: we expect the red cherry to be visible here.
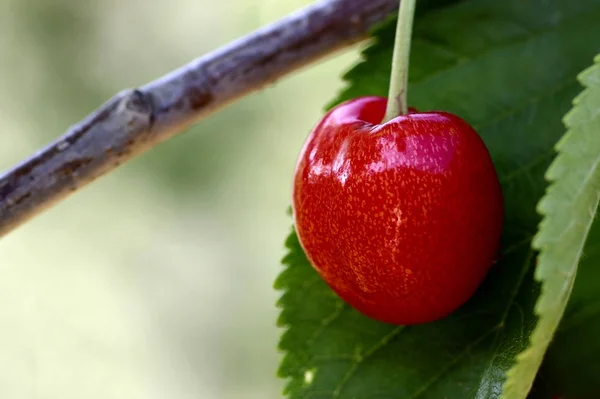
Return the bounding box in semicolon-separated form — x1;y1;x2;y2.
292;96;503;325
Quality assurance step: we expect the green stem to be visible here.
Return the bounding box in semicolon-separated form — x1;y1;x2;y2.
382;0;417;122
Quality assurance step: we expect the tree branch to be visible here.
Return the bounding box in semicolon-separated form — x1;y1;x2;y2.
0;0;397;238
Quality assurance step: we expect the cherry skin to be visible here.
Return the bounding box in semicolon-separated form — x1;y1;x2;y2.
292;96;503;325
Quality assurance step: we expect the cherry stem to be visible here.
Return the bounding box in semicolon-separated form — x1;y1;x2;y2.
383;0;417;122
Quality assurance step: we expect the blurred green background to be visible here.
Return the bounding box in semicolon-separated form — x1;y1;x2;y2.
0;0;362;397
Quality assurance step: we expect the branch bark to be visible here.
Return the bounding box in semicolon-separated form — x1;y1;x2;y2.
0;0;397;238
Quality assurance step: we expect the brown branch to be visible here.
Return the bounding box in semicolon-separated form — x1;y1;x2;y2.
0;0;397;238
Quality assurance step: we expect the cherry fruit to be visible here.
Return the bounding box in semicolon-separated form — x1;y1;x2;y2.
292;96;503;325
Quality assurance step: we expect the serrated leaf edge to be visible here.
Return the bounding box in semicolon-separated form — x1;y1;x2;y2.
500;54;600;399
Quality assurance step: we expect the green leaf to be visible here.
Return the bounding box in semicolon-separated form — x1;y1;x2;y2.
502;55;600;399
529;222;600;399
523;59;600;399
277;1;600;398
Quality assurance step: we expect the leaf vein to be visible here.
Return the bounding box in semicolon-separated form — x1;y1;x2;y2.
331;326;404;398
